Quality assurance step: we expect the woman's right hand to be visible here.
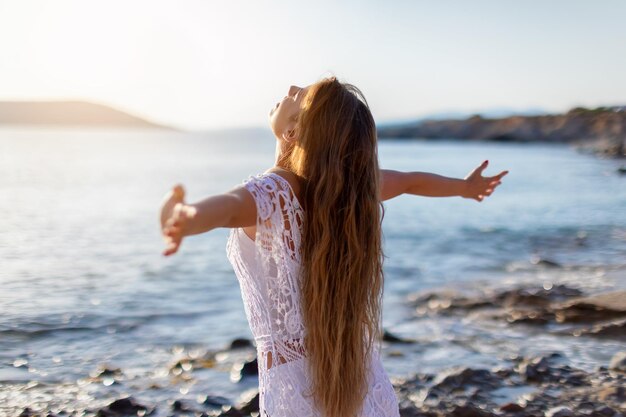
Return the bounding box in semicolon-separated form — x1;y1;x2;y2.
462;160;508;202
160;184;197;256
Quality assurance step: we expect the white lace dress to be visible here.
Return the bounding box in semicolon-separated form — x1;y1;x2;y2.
226;172;400;417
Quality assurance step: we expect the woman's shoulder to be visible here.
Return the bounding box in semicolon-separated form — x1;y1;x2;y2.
262;167;303;200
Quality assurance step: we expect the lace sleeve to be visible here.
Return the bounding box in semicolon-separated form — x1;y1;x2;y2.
242;172;303;260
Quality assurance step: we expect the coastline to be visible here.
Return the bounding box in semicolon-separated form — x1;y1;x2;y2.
377;106;626;160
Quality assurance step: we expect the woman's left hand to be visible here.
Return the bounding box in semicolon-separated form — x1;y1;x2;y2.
462;160;509;202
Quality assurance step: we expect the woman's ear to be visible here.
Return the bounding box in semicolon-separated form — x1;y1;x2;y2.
282;129;297;143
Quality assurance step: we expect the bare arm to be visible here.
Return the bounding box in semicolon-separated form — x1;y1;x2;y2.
186;188;256;235
380;160;509;202
381;169;468;200
159;184;256;256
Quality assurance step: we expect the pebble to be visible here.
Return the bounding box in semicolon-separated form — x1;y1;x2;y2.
229;338;254;349
96;396;151;417
500;402;525;412
236;388;260;415
230;357;258;382
609;351;626;372
383;329;416;344
545;406;575;417
450;404;496;417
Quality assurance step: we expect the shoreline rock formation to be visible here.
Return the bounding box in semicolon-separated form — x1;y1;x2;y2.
378;106;626;159
407;285;626;341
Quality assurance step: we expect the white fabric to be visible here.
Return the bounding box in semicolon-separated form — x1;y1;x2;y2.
226;172;400;417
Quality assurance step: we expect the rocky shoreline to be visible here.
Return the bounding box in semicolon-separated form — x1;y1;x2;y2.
394;284;626;416
377;106;626;160
406;285;626;341
395;351;626;417
7;284;626;417
13;350;626;417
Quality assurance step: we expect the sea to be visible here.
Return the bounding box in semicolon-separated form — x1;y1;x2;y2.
0;127;624;413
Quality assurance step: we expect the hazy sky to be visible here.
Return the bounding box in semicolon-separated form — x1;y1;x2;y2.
1;0;625;130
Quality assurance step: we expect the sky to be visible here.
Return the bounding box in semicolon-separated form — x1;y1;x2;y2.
0;0;625;131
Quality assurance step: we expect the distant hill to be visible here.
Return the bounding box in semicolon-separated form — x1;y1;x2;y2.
377;105;626;158
377;106;550;128
0;100;177;130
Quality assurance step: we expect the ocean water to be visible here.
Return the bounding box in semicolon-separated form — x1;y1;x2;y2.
0;127;624;412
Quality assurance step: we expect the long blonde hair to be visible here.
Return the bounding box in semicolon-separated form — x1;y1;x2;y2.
286;76;385;417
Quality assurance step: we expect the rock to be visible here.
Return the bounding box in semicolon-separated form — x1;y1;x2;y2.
553;291;626;323
591;406;618;417
230;357;258;382
383;330;416;344
408;289;494;314
19;408;37;417
200;395;232;409
399;405;438;417
432;367;501;391
450;404;496;417
96;397;151;417
393;372;433;394
609;351;626;372
496;285;582;308
169;359;194;375
597;385;625;401
545;406;575;417
573;318;626;339
517;353;565;383
228;338;253;349
89;365;124;386
236;388;259;415
193;352;217;369
500;403;525;412
171;399;199;412
216;406;245;417
94;366;123;378
530;256;562;268
494;367;515;378
505;309;552;325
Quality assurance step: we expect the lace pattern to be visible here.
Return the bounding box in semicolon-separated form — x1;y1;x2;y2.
226;172;400;417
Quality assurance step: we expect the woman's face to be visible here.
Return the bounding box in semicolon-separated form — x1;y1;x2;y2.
269;84;310;142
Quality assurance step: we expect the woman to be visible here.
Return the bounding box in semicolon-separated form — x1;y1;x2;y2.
159;76;508;417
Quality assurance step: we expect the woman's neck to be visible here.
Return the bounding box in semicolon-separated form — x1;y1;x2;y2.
274;140;292;170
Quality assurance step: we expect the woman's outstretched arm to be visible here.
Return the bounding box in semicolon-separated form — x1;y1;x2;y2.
380;160;509;202
159;184;256;256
